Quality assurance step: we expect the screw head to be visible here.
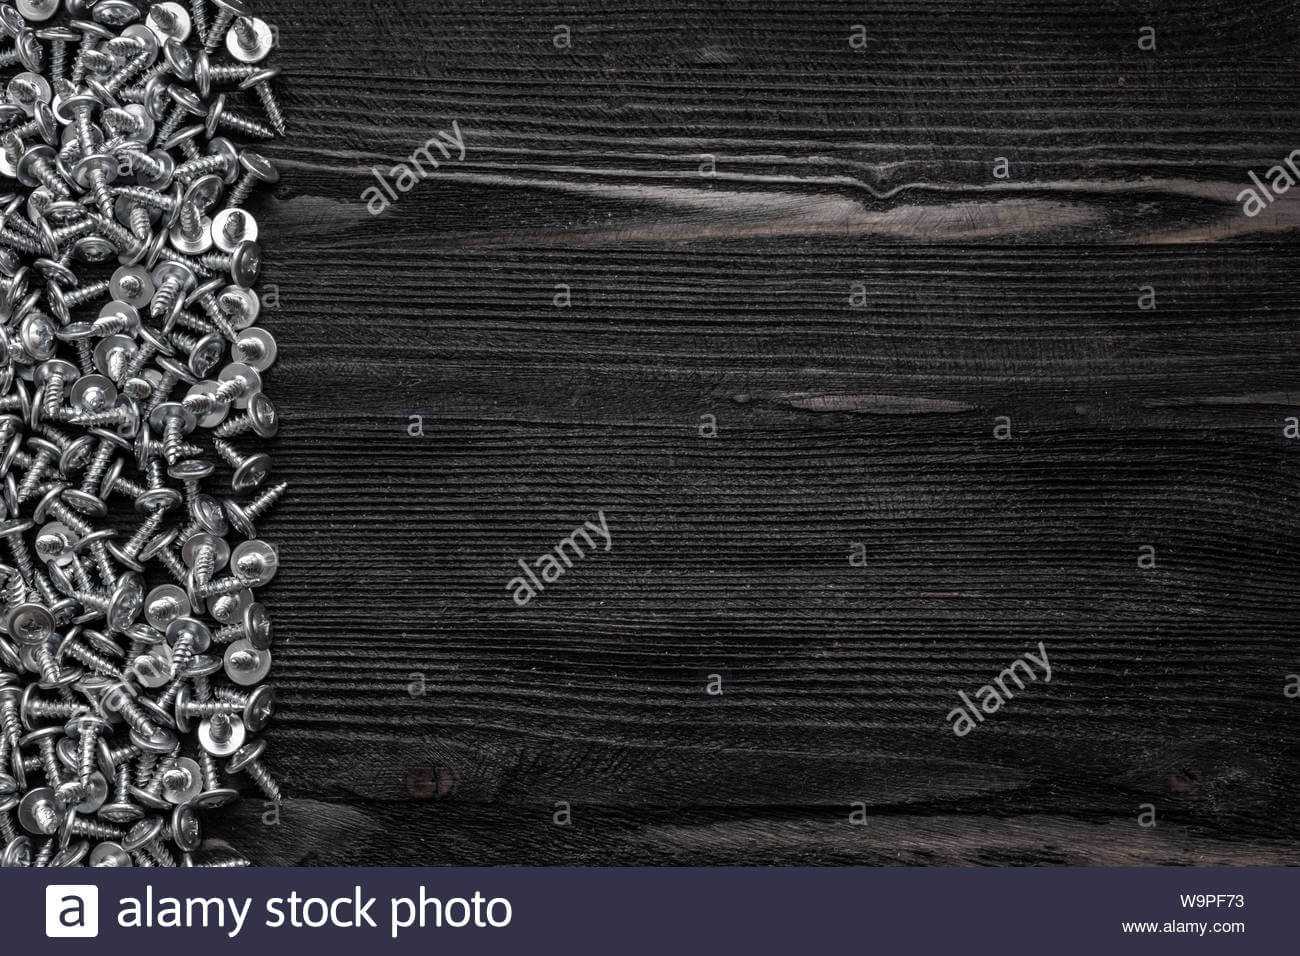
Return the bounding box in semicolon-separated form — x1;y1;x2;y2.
188;493;230;537
1;835;32;867
226;16;273;63
129;725;178;755
228;239;261;287
217;362;260;408
244;683;274;730
16;0;58;22
233;328;276;373
162;756;203;805
244;601;271;650
88;840;132;865
146;2;193;41
144;583;190;630
172;802;201;849
212;206;256;253
18;786;64;834
224;638;269;686
105;571;145;631
93;0;141;27
236;148;279;184
181;530;229;570
121;815;164;852
231;538;276;585
225;737;265;774
168;458;213;483
197;712;244;756
6;601;54;646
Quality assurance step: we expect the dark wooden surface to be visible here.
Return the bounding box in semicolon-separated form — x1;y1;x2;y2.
233;0;1300;864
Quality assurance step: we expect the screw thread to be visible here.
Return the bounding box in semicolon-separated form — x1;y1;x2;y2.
217;109;275;140
179;199;203;238
209;594;241;623
153;102;184;149
0;227;46;256
179;153;229;183
90;169;116;218
124;509;167;557
89;214;144;257
212;621;245;643
151;275;184;321
121;340;158;382
49;217;97;246
66;279;112;310
49;42;66;84
170;635;195;678
33;801;61;834
205;10;236;53
40;369;66;418
39;738;62;786
69;408;127;428
190;0;210;42
214;414;255;438
117;697;159;738
210;64;257;82
34;647;61;688
213;438;247;470
135;751;157;788
192;540;216;585
197;575;248;599
187;699;240;716
63;642;124;681
77;725;98;782
113;761;131;801
227;172;256;207
244;758;281;802
130;150;168;180
79;439;117;494
198;750;220;788
72;817;124;840
16;456;52;502
93;313;134;337
73;106;95;159
108;474;148;499
142;371;180;418
0;699;21;747
147;839;177;866
163;416;186;465
3;534;34;584
155;546;188;583
31;156;71;198
126;203;150;240
104;50;151;95
253;83;286;136
212;374;250;404
197;293;239;340
243;482;288;523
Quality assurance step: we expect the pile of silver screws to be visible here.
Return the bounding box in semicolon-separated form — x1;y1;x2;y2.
0;0;286;868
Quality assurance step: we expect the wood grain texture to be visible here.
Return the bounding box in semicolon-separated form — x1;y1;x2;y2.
236;0;1300;864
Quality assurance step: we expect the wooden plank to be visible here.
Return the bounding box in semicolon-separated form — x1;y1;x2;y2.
241;0;1300;863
